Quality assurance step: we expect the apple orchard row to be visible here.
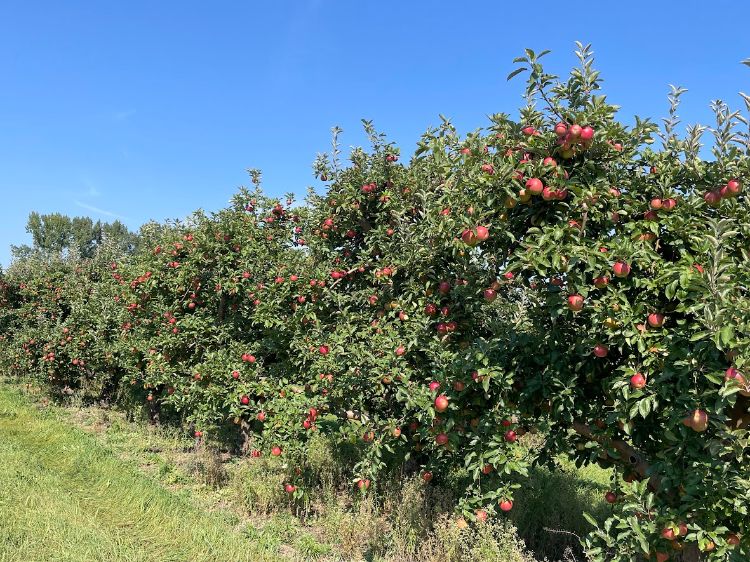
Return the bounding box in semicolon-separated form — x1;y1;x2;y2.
0;50;748;560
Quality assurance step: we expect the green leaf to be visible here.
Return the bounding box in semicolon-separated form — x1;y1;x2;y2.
720;325;734;345
507;67;527;81
583;512;598;527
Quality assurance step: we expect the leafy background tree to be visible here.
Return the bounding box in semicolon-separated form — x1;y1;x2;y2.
10;212;138;261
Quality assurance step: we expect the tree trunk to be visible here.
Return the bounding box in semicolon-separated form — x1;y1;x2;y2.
678;544;701;562
239;419;252;454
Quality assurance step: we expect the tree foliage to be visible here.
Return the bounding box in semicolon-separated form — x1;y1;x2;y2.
11;212;138;260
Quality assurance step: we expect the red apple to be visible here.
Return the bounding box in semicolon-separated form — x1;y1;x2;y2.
271;446;282;456
662;198;676;210
725;367;750;396
580;126;594;141
240;395;250;405
605;491;617;504
661;526;677;541
594;276;609;289
422;471;433;482
484;288;497;302
725;179;741;197
725;366;742;382
593;344;609;358
683;409;708;432
567;294;584;312
435;433;449;446
499;499;513;512
435;395;449;412
704;191;721;206
650;198;663;210
461;229;478;246
542;186;556;201
357;478;371;490
504;430;517;443
554;122;568;136
613;261;631;278
475;226;489;242
630;373;646;389
525;178;544;195
647;313;665;328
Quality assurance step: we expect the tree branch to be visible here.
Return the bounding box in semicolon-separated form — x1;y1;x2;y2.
571;421;659;490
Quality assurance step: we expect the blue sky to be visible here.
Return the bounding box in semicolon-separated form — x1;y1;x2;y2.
1;1;749;266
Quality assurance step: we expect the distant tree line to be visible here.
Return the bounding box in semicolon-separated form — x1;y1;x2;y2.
10;212;139;261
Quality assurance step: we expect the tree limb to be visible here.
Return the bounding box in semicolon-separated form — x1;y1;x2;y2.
571;420;659;491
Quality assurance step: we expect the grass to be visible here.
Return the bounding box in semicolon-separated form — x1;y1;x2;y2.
0;381;613;561
0;384;286;562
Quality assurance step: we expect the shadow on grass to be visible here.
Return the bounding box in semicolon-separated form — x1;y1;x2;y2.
510;461;611;560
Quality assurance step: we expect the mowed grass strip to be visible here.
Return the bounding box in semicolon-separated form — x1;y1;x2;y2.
0;386;281;562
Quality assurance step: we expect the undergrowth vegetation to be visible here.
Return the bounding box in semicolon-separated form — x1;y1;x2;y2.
2;380;608;561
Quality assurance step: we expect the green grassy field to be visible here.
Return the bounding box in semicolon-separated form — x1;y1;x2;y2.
0;385;286;562
0;383;612;562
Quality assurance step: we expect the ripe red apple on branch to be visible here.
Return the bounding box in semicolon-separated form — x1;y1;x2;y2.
682;409;709;432
567;294;584;312
630;373;646;389
435;395;449;412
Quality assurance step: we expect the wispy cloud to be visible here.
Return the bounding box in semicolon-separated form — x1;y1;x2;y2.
113;109;136;121
74;201;128;220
